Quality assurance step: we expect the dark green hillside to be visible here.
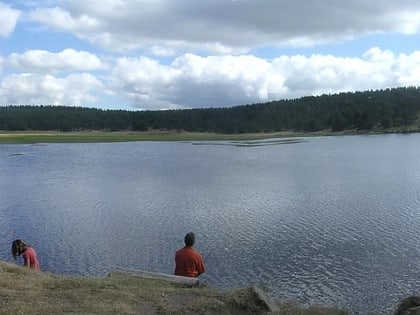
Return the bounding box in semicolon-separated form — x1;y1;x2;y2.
1;87;419;133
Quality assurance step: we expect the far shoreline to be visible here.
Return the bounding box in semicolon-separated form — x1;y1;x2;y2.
0;128;418;144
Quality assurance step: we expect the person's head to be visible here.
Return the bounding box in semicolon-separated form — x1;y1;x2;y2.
184;232;195;247
11;239;27;260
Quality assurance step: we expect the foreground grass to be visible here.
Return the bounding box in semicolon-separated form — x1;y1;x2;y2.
0;261;351;315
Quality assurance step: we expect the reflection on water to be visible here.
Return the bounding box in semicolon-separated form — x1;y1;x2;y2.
1;134;420;314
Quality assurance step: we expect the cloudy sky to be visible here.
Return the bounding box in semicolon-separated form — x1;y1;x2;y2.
1;0;420;111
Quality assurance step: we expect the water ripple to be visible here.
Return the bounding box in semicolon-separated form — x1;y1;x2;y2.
2;136;420;314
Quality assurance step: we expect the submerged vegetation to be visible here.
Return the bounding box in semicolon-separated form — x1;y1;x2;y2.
0;87;419;136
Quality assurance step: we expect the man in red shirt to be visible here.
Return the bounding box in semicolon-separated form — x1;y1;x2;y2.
174;232;205;278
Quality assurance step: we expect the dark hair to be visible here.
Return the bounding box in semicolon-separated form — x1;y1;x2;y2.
184;232;195;247
11;239;26;260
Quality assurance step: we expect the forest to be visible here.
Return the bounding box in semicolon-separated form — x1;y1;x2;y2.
0;87;419;133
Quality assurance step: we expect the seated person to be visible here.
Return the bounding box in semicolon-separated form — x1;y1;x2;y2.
174;232;205;278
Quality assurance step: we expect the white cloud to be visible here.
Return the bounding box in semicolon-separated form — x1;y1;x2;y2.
105;48;420;109
2;48;420;109
7;49;106;73
26;0;420;53
393;51;420;86
4;0;420;110
0;73;103;105
109;54;278;109
108;56;180;109
394;11;420;35
0;2;20;37
29;6;99;32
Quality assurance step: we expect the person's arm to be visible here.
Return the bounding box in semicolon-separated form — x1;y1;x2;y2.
197;254;205;275
174;251;180;275
23;252;30;268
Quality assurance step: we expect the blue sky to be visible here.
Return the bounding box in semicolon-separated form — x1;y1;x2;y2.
1;0;420;111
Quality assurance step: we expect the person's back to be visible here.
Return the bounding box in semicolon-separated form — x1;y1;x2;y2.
23;246;41;271
174;232;205;278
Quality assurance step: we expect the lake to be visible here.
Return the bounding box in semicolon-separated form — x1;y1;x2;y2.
1;134;420;314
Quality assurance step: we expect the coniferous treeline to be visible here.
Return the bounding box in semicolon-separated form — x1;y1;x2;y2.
0;87;419;133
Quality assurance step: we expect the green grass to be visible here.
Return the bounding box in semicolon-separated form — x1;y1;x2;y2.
0;261;355;314
0;130;310;144
1;126;419;144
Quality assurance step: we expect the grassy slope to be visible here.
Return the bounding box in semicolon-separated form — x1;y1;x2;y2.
0;261;352;315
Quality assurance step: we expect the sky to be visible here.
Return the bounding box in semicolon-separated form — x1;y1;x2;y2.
1;0;420;111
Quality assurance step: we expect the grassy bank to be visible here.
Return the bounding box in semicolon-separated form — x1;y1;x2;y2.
0;130;316;144
0;261;351;314
1;126;419;144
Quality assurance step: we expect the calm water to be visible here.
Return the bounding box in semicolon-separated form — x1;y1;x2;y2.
1;134;420;314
